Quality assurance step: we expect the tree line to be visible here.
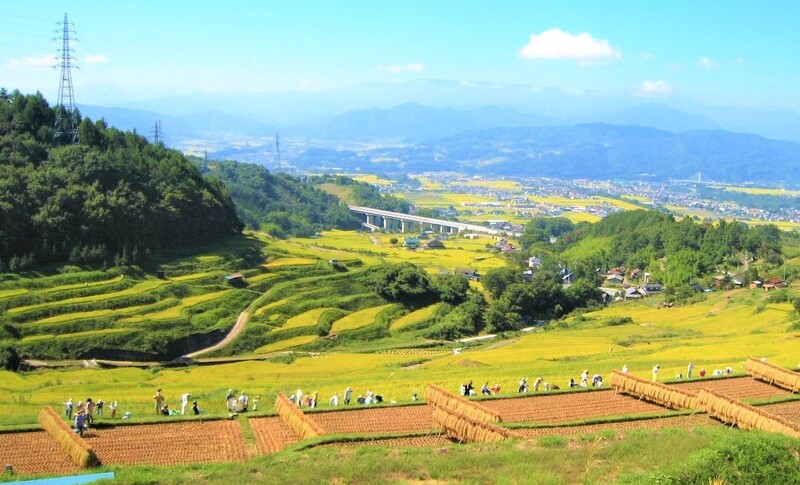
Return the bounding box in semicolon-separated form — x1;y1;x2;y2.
0;89;242;270
194;159;361;237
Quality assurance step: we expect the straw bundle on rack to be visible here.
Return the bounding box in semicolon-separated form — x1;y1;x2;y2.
431;405;519;443
38;405;101;468
274;392;325;440
696;389;800;438
609;370;699;410
425;384;502;423
744;357;800;393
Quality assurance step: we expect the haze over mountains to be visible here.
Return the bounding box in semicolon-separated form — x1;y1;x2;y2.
76;79;800;186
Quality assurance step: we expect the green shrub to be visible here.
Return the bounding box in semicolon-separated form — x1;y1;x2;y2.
619;431;800;485
603;316;633;326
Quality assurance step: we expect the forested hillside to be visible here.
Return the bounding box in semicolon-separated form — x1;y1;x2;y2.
312;174;411;213
0;89;242;270
194;159;360;237
521;210;784;288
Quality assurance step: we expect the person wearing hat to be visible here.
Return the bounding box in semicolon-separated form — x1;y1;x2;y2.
181;392;191;415
153;389;165;415
74;410;87;436
226;389;235;411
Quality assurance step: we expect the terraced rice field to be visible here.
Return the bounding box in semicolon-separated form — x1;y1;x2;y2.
672;376;791;400
0;375;794;478
390;304;439;330
482;389;668;423
264;258;318;267
120;289;233;322
254;335;318;354
34;300;173;324
249;416;301;453
760;400;800;423
331;304;394;333
7;280;168;314
0;431;81;475
515;414;717;438
86;420;248;466
317;435;451;449
280;307;335;331
310;405;434;434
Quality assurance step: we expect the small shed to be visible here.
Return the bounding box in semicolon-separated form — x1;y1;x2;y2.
156;268;166;279
224;273;244;284
455;267;480;281
424;239;446;249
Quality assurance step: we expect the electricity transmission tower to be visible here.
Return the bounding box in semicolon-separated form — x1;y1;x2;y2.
152;120;163;145
53;13;79;144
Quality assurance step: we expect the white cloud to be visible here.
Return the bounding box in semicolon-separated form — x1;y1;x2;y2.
377;63;424;73
6;55;54;68
698;56;720;69
640;52;654;60
735;57;745;65
636;80;673;96
84;54;108;64
519;28;621;61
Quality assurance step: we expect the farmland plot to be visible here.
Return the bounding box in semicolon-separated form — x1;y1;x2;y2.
0;431;80;476
86;420;247;466
310;405;435;434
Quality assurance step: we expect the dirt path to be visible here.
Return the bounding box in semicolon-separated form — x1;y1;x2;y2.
185;308;251;358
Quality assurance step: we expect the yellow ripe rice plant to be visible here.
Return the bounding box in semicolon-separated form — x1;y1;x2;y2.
696;389;800;438
744;357;800;393
330;304;394;333
253;335;318;354
390;304;439;330
280;307;336;331
425;384;502;423
38;405;101;468
274;392;325;440
430;405;518;443
609;371;699;410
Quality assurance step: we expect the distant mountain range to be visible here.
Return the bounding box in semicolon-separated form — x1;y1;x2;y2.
76;87;800;186
290;124;800;185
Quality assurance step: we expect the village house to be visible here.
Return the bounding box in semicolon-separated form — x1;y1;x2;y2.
423;239;446;250
455;267;480;281
403;237;420;249
643;281;664;292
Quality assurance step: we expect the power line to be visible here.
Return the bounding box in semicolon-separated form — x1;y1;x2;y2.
53;12;79;145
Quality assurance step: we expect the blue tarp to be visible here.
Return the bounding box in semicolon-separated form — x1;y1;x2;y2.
5;472;115;485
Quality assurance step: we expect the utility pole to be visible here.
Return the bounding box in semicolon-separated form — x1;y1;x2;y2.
53;13;79;144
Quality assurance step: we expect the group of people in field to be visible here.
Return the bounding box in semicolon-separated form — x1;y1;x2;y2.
290;387;386;408
64;396;117;436
64;360;751;435
153;389;202;417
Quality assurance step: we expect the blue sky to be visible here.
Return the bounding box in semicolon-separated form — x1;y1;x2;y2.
2;1;799;109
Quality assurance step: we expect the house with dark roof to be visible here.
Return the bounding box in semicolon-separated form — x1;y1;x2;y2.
455;268;480;281
424;239;446;249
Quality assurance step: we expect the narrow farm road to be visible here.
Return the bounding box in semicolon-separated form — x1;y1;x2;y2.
184;308;250;358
